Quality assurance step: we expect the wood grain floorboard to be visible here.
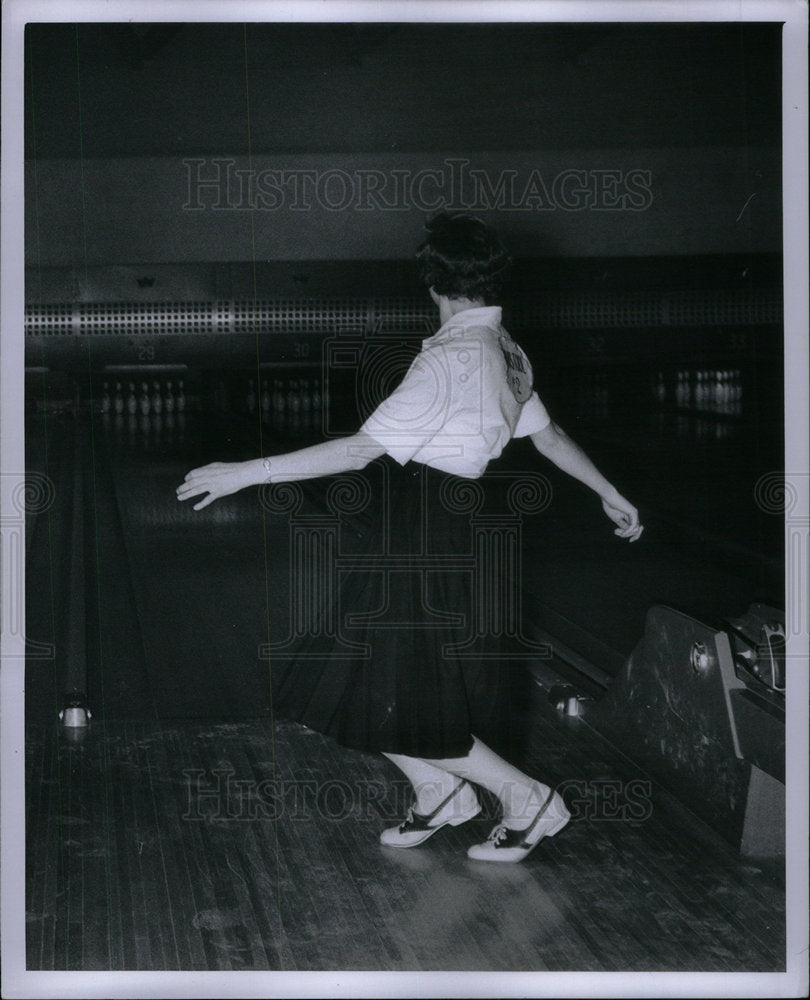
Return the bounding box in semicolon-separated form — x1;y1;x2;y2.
104;732;130;970
25;711;786;973
116;733;153;969
499;718;682;970
146;725;213;969
279;752;388;969
238;728;306;971
563;741;782;972
303;744;427;969
196;725;297;970
530;708;784;969
207;739;286;970
179;730;271;971
492;707;777;971
542;833;667;971
320;754;423;969
25;734;50;970
44;737;68;972
79;733;113;969
622;825;780;970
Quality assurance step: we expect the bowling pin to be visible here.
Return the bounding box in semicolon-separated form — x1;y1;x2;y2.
288;379;302;414
127;382;137;415
675;371;685;408
300;378;312;412
720;370;731;414
164;380;175;414
246;378;257;415
139;382;151;416
261;379;272;414
151;380;163;415
311;377;322;410
101;381;111;414
695;371;705;411
114;381;124;415
710;368;723;413
177;379;186;413
727;369;738;416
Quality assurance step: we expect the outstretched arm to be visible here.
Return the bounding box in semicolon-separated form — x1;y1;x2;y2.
176;431;386;511
530;421;643;542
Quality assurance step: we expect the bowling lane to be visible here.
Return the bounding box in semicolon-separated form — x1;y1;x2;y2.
25;410;158;727
25;414;79;724
508;347;783;676
96;393;780;719
23;385;787;972
25;342;783;727
96;408;285;719
485;407;781;679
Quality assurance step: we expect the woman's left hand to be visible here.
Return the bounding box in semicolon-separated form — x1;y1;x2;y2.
176;459;263;510
601;491;644;542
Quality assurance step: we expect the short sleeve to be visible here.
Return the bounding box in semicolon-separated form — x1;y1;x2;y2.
359;346;453;465
513;391;551;437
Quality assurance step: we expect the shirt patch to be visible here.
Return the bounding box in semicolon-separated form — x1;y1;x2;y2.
498;332;534;403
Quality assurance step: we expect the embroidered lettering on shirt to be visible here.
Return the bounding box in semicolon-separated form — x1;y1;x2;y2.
498;332;534;403
500;347;527;374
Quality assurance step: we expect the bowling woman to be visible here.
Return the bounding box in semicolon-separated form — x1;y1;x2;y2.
177;213;643;862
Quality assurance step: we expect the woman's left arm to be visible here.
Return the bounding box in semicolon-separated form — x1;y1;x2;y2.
530;421;644;542
176;431;386;511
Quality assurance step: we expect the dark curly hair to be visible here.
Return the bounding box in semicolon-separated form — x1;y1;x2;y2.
415;212;512;304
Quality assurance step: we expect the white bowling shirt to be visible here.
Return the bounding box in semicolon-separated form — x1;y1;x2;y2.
360;306;551;478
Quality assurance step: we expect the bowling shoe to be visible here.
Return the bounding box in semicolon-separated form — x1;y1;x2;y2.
380;780;481;848
466;789;570;863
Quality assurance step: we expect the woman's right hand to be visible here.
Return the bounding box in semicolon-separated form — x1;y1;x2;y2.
176;459;265;511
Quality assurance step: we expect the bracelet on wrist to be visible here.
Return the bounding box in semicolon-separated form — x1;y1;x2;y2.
262;457;273;483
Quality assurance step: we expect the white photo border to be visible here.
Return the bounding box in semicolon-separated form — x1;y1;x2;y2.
2;2;807;998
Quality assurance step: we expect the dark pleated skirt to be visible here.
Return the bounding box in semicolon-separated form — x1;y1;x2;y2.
269;456;512;758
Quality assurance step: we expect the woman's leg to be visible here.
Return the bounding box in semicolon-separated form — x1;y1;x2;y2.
387;735;559;827
423;736;557;829
382;751;476;815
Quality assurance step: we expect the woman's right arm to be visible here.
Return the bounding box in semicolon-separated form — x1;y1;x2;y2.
176;431;385;510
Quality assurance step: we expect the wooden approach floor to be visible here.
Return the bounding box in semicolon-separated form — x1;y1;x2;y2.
25;691;785;973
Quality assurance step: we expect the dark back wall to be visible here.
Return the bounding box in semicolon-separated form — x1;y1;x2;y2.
25;22;782;267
